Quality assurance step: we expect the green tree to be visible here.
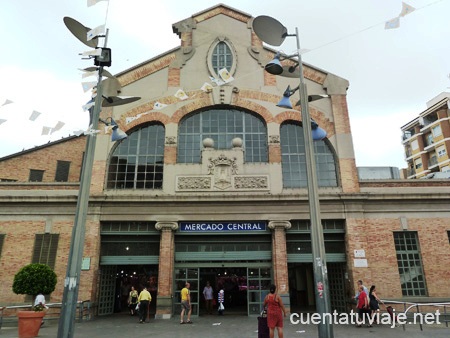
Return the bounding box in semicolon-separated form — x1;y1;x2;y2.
13;263;57;310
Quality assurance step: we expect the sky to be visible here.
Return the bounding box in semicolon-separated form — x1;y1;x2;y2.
0;0;449;169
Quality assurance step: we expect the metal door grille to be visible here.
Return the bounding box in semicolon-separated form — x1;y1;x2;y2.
327;262;347;313
98;265;117;315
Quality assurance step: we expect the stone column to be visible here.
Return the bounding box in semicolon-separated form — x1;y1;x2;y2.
268;220;291;313
155;221;178;319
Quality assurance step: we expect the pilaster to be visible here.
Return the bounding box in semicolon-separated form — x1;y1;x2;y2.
155;221;178;319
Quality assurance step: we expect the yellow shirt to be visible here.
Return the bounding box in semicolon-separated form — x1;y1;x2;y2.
181;287;190;301
138;289;152;302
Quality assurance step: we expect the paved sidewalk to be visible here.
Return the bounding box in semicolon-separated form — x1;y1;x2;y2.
1;313;449;337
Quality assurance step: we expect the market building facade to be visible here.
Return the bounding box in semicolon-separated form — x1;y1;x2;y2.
0;4;449;318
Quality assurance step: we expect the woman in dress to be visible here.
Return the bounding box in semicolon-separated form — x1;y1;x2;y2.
369;285;382;323
128;286;139;316
263;284;287;338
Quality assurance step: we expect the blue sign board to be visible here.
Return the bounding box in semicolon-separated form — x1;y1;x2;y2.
179;221;267;232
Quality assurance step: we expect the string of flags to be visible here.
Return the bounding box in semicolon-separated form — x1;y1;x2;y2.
385;2;415;29
0;0;440;146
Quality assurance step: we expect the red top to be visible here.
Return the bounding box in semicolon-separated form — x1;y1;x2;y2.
357;291;367;309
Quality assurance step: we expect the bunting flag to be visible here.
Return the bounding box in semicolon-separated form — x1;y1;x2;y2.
1;99;13;107
209;76;225;86
0;119;6;125
385;17;400;29
218;68;234;83
29;110;41;121
41;126;52;135
87;0;109;7
399;2;415;17
81;49;102;56
82;101;95;112
174;89;189;100
84;128;101;135
82;81;97;92
201;82;214;92
154;102;168;109
125;116;138;124
87;24;105;41
81;70;98;79
73;130;85;136
51;121;65;134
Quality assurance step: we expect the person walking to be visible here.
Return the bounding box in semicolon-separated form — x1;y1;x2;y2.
128;286;139;316
180;282;193;324
137;286;151;323
356;285;369;327
218;289;225;315
369;285;382;323
263;284;286;338
203;281;214;315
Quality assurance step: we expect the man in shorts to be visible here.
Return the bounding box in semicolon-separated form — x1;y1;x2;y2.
180;282;193;324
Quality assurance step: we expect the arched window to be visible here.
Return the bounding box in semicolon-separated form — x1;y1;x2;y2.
107;124;165;189
211;41;233;76
177;107;268;163
280;122;338;188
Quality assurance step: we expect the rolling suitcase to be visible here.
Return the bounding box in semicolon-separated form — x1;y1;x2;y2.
258;310;269;338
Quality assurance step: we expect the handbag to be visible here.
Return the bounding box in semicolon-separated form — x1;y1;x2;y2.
219;302;224;311
135;303;140;311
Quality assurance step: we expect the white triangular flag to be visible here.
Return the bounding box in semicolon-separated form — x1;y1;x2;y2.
218;68;234;83
154;101;168;109
81;70;98;79
82;101;95;111
51;121;65;133
126;116;137;124
399;2;415;17
174;89;189;100
87;24;105;41
385;17;400;29
1;99;13;106
29;110;41;121
201;82;214;92
41;126;52;135
84;127;101;135
82;81;97;92
81;49;102;56
87;0;108;7
73;130;85;136
209;76;225;86
0;119;7;125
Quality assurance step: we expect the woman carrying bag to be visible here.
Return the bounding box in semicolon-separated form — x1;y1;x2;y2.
263;284;287;338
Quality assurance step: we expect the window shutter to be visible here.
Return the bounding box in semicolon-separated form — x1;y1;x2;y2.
32;234;59;269
55;160;71;182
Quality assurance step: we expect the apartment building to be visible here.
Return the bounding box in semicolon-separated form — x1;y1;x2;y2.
401;92;450;179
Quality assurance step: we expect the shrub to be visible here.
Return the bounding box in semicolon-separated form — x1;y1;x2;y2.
13;263;57;298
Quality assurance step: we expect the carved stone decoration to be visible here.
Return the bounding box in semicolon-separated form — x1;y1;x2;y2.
268;220;292;230
269;135;280;144
208;154;238;190
155;222;179;231
234;176;268;190
165;136;177;145
177;176;211;190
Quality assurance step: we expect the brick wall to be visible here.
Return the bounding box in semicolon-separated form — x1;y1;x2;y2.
0;137;86;183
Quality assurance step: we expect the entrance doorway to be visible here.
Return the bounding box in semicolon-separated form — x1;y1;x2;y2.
288;262;348;314
199;267;247;315
98;264;158;316
173;266;271;317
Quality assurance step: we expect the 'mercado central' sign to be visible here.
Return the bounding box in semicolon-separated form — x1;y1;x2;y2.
179;221;267;232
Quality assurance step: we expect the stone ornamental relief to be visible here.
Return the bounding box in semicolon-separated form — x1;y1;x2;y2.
208;154;238;190
176;153;269;192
